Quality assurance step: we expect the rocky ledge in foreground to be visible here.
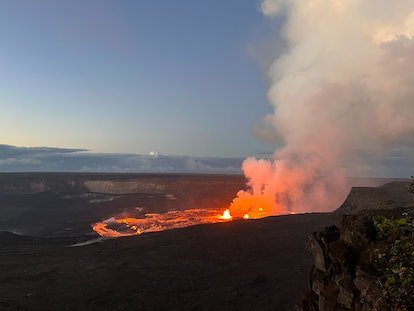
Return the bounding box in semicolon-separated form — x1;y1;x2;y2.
297;207;414;311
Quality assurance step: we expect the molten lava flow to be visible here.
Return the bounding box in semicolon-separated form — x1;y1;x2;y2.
93;172;296;238
93;208;233;238
92;192;292;238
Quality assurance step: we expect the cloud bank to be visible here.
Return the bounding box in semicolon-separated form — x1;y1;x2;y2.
0;145;242;173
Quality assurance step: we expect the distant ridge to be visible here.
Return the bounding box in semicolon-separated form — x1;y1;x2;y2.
335;181;414;214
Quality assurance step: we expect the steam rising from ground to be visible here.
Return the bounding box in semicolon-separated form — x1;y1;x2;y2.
231;0;414;215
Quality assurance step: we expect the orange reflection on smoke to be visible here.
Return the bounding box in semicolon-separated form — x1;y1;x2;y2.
227;190;289;219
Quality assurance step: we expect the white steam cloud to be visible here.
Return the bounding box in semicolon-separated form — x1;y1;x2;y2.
231;0;414;215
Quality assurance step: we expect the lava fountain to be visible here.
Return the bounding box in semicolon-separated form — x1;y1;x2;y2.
219;209;232;220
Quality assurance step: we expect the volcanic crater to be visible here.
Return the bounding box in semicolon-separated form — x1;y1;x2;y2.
0;173;411;310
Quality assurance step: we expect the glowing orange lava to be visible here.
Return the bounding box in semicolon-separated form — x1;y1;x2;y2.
227;189;289;219
92;191;293;238
93;208;234;238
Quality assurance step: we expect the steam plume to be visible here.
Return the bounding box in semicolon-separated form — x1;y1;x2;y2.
231;0;414;215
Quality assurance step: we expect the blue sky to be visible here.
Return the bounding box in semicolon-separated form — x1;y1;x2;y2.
0;0;281;157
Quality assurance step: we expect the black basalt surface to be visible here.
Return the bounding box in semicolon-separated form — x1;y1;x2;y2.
0;213;336;311
0;173;409;310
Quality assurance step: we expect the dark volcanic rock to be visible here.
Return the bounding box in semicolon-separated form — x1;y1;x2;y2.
0;173;246;196
297;207;414;311
0;173;246;237
336;182;414;214
0;213;336;311
1;174;411;310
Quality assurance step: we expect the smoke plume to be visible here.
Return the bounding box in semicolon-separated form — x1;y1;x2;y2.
230;0;414;216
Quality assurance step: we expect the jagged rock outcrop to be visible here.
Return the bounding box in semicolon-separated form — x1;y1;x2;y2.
297;208;414;311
